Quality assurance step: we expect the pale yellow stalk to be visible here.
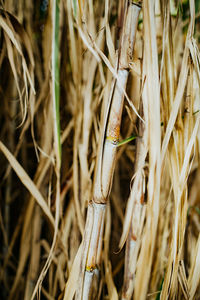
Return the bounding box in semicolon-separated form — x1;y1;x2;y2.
76;3;141;299
122;105;148;300
133;1;161;299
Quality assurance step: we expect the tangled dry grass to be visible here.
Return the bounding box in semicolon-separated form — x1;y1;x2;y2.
0;0;200;299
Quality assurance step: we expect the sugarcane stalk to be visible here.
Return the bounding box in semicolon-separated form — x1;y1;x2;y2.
76;2;141;299
120;22;149;296
122;105;148;299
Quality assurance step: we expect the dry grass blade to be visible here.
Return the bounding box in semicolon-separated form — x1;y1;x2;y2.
0;141;54;226
161;0;195;165
188;234;200;299
30;0;61;298
133;1;161;299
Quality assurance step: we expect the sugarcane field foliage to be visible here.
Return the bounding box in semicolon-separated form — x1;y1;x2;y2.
0;0;200;299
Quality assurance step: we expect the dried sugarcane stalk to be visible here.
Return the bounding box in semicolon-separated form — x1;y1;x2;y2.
121;26;149;297
122;103;148;300
76;2;141;299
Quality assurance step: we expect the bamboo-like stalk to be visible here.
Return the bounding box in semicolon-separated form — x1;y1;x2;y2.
76;2;141;299
122;104;148;300
120;14;148;298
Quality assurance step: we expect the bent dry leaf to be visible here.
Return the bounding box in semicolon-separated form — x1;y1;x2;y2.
0;141;55;226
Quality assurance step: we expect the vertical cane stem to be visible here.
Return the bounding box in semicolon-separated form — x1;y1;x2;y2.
76;3;141;299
